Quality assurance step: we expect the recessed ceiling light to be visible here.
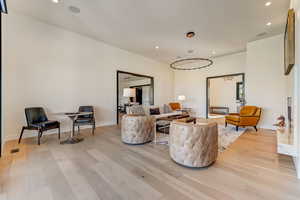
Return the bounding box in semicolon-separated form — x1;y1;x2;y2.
265;2;272;6
52;0;60;3
212;51;216;55
186;31;195;38
155;46;159;49
69;6;81;14
266;22;272;26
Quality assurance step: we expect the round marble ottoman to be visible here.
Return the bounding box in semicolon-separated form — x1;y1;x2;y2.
169;121;218;168
121;114;155;145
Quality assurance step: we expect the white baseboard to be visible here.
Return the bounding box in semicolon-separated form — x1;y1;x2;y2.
259;125;276;131
293;156;300;179
4;121;116;142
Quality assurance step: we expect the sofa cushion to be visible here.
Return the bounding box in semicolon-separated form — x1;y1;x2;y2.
240;106;257;116
225;115;240;122
127;105;145;115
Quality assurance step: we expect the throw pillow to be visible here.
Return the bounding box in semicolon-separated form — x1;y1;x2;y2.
128;105;145;115
150;107;160;115
163;104;172;113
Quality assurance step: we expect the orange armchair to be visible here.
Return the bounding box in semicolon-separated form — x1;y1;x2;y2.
225;106;262;131
169;102;181;111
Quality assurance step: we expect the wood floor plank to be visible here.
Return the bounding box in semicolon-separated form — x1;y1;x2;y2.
126;153;214;200
88;149;162;200
72;157;123;200
55;159;100;200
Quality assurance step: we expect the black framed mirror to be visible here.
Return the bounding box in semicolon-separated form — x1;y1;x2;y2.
206;73;245;118
1;0;7;13
116;70;154;124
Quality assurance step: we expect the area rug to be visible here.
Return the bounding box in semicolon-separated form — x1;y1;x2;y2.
155;125;246;152
218;125;246;152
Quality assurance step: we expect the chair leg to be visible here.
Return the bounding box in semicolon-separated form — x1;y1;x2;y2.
58;126;61;140
78;126;80;133
72;123;75;137
254;126;258;132
38;130;42;145
225;122;227;127
92;122;95;135
236;126;239;131
19;127;26;144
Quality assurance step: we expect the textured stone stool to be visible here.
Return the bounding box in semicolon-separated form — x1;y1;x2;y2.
121;114;155;145
169;121;218;168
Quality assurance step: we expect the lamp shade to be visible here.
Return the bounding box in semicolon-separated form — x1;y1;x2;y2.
123;88;136;97
177;95;186;101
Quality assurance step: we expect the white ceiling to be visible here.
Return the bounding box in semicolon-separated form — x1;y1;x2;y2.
7;0;290;63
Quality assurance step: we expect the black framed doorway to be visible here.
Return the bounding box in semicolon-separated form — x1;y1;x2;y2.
116;70;154;124
206;73;245;118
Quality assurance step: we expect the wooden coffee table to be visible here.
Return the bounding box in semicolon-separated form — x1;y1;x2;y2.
154;114;190;144
176;117;197;124
157;114;190;122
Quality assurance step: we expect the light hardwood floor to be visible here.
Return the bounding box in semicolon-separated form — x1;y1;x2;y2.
0;121;299;200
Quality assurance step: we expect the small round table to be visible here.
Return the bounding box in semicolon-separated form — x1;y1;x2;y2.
56;112;92;144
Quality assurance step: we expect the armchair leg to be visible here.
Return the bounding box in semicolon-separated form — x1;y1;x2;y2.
225;122;227;127
78;126;80;133
19;127;26;144
236;126;239;132
254;126;258;132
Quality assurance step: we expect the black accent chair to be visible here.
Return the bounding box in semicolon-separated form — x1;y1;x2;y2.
19;107;60;145
73;106;95;135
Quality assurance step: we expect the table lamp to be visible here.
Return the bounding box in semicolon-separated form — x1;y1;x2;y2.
177;95;186;109
123;88;136;103
177;95;186;101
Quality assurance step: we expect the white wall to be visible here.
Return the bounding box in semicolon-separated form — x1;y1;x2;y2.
246;35;286;129
2;11;174;141
174;52;246;117
290;0;300;178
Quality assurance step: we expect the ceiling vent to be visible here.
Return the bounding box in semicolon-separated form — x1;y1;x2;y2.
69;6;80;14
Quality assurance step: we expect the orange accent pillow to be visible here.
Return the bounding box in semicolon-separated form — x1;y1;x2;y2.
169;103;181;110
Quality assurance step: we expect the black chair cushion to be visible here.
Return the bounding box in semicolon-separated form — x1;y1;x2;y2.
78;106;94;119
25;107;48;125
31;121;60;129
75;118;93;123
75;106;95;124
